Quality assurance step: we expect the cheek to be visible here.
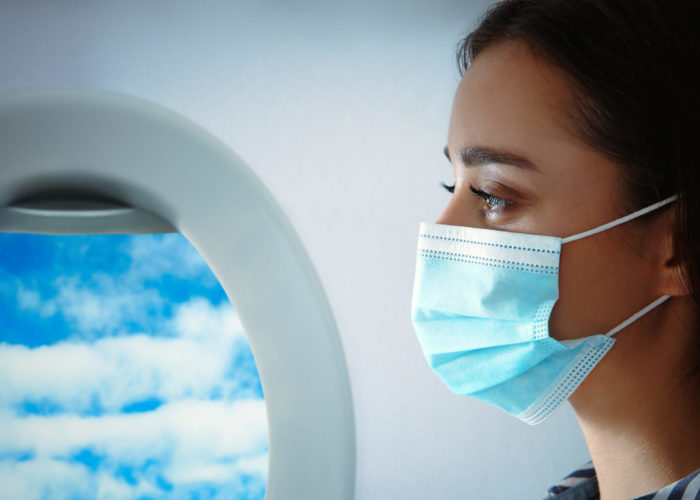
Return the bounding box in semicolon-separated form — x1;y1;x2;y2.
548;234;658;340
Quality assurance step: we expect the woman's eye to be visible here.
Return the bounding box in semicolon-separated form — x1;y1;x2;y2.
440;181;515;217
469;185;512;212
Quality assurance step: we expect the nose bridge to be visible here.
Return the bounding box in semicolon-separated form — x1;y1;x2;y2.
436;195;458;225
436;193;473;227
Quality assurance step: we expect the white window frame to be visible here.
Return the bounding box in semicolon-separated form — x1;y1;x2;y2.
0;88;356;500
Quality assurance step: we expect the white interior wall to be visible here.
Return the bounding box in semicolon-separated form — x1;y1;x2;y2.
0;1;591;498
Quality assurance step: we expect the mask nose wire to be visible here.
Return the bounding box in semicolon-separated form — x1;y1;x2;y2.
561;195;679;244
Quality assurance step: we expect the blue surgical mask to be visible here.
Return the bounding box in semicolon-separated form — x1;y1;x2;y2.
411;195;678;424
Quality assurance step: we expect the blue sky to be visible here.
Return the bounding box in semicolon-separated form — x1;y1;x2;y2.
0;232;268;500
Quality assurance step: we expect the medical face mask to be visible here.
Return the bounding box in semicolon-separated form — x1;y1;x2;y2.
411;195;678;424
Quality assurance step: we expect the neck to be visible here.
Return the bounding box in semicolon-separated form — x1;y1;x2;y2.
569;295;700;500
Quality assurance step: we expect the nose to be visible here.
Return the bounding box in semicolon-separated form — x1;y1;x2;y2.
436;195;471;227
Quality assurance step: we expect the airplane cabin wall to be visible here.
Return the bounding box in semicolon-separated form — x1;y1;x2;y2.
0;1;590;498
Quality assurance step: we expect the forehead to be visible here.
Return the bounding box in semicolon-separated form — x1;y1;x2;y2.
448;41;577;160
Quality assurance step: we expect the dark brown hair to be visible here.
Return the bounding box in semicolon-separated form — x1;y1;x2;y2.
457;0;700;381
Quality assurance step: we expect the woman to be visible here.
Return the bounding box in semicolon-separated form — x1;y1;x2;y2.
410;1;700;498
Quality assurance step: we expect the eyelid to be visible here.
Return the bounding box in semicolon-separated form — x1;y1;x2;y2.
480;179;526;202
469;185;511;206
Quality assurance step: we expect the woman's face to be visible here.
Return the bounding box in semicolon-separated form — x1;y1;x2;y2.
440;41;663;341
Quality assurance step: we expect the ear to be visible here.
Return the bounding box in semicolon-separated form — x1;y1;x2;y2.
655;207;691;297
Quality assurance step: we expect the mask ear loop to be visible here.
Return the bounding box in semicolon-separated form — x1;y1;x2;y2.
559;194;679;337
604;294;671;337
561;195;679;244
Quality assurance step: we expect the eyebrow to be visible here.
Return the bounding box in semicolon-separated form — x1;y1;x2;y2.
443;145;540;172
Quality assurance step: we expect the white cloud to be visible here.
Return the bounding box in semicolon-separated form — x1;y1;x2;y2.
15;272;166;337
174;296;242;341
94;471;160;500
0;453;267;500
165;453;269;486
124;234;212;284
13;234;220;338
0;400;268;497
0;234;268;499
16;284;41;310
53;273;165;336
0;459;93;500
0;399;267;464
0;298;251;412
233;453;269;479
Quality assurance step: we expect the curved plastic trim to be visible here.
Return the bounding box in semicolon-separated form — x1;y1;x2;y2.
2;196;177;234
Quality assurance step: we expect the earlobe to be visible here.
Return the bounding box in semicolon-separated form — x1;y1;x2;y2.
662;256;691;296
663;263;691;296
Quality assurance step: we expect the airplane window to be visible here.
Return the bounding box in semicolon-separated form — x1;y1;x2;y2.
0;232;268;500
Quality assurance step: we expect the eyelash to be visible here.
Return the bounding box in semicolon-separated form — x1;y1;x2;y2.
440;181;512;211
469;185;511;210
440;181;455;194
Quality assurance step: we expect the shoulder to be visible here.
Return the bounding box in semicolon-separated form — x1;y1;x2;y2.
542;461;598;500
635;467;700;500
543;462;700;500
